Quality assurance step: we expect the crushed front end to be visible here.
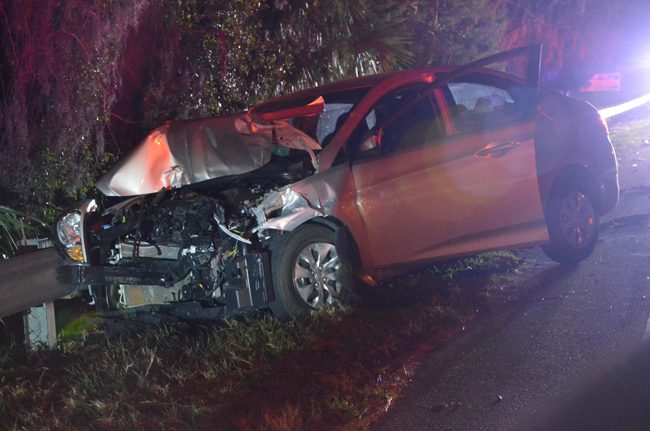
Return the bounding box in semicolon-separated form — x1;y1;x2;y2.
54;108;330;313
54;90;364;315
56;188;278;313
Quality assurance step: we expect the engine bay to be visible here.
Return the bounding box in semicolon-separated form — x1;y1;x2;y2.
69;153;315;311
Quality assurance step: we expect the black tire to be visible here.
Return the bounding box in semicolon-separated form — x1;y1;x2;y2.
542;178;599;264
269;224;354;318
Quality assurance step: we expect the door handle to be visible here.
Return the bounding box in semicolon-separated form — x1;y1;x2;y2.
475;141;521;158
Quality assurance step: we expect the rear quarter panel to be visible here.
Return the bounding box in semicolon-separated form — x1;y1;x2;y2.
535;92;618;213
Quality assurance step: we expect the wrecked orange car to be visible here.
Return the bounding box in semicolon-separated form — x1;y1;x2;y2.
55;46;619;317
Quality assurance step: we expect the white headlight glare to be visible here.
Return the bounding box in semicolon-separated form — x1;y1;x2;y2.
57;212;81;246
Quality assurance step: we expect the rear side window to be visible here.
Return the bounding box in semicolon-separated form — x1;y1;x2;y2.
446;75;536;134
449;82;513;111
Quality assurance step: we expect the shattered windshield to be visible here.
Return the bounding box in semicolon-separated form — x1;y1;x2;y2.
316;102;354;142
255;87;372;146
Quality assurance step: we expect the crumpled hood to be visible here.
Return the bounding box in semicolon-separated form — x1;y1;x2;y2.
97;115;277;197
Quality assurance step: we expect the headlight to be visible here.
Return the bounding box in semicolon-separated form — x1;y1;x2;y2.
57;211;84;262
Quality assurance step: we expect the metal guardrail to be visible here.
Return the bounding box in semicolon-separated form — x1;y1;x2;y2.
0;247;76;319
0;244;79;348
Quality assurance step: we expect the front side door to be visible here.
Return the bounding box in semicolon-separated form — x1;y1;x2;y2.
351;73;547;271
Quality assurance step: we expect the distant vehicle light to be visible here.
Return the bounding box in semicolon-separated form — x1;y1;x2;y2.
580;73;622;93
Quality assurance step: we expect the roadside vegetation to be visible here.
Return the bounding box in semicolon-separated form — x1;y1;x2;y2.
0;207;23;259
0;206;45;259
609;113;650;151
0;251;521;431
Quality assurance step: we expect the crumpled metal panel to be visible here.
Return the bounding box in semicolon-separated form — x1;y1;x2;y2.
97;114;319;197
235;115;321;170
253;188;325;232
253;165;348;232
169;116;272;186
97;124;181;196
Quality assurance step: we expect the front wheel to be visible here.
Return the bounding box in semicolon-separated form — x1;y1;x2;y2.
269;224;353;318
542;182;599;264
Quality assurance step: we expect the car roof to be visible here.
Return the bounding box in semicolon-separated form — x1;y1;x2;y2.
250;66;456;114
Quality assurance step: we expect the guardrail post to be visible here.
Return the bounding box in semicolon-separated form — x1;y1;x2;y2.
23;302;57;349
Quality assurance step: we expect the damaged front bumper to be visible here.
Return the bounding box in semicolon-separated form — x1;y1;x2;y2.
57;252;274;313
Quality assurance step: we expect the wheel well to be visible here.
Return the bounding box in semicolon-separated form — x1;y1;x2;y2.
548;165;599;211
304;217;362;268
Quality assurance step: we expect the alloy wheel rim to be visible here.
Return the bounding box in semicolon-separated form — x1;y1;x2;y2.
559;191;596;248
292;242;342;308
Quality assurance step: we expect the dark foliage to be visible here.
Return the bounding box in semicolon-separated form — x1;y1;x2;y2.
499;0;638;91
0;1;505;220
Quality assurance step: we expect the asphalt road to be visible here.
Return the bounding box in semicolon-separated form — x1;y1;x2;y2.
373;144;650;430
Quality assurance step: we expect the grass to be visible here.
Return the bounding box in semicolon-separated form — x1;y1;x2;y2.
608;104;650;152
0;251;522;430
609;117;650;151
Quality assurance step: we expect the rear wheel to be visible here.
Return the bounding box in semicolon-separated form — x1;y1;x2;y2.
542;180;599;264
269;224;353;318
